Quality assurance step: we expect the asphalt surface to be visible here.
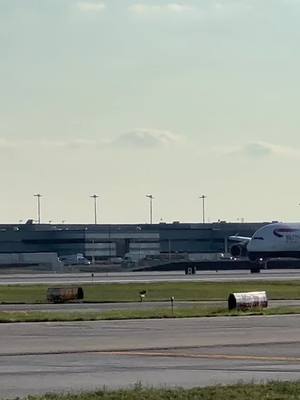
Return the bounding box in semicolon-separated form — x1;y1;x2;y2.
1;269;300;285
1;315;300;398
0;299;300;313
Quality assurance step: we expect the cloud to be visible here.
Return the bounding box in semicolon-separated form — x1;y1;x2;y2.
129;3;193;15
166;3;193;12
40;138;97;148
0;138;17;149
0;138;97;151
240;142;274;158
129;1;256;18
113;129;182;148
0;130;181;152
219;141;300;159
77;1;106;13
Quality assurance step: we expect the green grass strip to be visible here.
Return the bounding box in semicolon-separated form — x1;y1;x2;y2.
8;381;300;400
0;306;299;323
1;280;300;304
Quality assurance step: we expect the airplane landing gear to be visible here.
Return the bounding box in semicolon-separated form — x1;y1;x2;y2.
250;257;268;273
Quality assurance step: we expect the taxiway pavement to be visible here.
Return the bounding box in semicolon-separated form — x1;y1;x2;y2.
0;315;300;398
1;269;300;285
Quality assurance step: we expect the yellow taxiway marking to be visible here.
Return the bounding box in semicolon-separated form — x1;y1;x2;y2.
96;350;300;363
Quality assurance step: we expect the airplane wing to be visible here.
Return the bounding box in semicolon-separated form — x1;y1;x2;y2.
229;235;251;243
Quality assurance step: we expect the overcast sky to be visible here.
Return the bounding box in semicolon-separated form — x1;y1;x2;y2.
1;0;300;224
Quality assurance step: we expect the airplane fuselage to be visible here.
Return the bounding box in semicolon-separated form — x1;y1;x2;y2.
247;223;300;261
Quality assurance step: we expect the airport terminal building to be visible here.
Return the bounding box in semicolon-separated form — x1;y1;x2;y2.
0;221;268;263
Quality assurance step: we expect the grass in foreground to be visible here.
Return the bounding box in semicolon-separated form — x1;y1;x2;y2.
1;280;300;304
9;381;300;400
1;306;300;323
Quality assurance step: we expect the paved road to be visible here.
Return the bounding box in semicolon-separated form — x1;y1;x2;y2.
1;315;300;398
1;269;300;285
0;299;300;313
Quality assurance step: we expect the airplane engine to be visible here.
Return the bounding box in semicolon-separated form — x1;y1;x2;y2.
230;243;248;258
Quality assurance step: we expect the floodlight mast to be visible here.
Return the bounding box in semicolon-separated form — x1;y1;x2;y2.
146;194;154;224
90;194;99;224
199;194;207;224
34;193;42;224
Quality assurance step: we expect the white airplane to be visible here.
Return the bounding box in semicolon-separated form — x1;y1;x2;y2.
229;222;300;266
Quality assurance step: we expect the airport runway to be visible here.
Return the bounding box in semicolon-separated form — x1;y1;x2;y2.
0;299;300;313
1;269;300;285
0;315;300;398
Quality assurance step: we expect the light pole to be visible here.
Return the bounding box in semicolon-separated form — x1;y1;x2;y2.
146;194;154;224
90;194;99;224
199;194;207;224
34;193;42;224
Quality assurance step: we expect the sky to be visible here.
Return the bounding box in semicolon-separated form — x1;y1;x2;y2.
1;0;300;224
